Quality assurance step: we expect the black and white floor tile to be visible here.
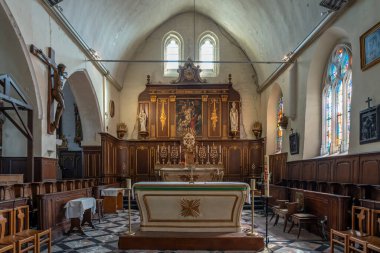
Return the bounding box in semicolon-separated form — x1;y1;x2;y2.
45;210;335;253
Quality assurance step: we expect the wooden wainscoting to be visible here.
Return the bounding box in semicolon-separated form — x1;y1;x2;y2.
82;146;101;178
0;157;27;175
285;152;380;186
34;157;57;182
100;133;265;183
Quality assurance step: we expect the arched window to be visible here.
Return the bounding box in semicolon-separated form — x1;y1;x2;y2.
321;44;352;155
198;32;219;77
276;96;284;153
163;32;183;76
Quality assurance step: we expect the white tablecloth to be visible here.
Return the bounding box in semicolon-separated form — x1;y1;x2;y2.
101;188;126;197
64;197;96;219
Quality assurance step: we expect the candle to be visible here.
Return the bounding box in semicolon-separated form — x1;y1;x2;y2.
179;145;181;154
250;179;256;190
207;145;209;153
264;155;270;196
157;145;159;153
127;178;132;190
196;145;198;153
219;145;221;153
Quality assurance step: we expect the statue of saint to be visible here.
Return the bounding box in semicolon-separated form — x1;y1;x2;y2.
138;109;147;132
230;102;238;132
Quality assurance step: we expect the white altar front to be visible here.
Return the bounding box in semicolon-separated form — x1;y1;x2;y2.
134;182;249;232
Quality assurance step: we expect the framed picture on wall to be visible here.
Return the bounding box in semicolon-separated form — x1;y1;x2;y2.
289;132;299;155
360;105;380;144
360;21;380;70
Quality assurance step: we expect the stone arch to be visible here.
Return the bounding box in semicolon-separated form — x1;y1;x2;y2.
266;83;283;155
303;27;349;159
0;1;42;157
67;70;103;146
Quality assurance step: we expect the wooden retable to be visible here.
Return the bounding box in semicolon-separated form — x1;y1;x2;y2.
288;213;320;238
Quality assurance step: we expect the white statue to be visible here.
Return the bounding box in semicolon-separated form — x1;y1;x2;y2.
138;109;147;132
230;102;238;132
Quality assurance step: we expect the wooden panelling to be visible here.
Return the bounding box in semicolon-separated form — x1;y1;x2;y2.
101;133;264;183
269;153;287;184
333;156;358;183
0;157;27;175
316;159;333;182
359;154;380;185
302;160;316;181
58;151;82;179
284;152;380;187
37;188;92;239
82;146;101;178
34;157;57;182
287;162;301;180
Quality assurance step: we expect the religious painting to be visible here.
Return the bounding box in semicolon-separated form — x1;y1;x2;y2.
360;105;380;144
289;133;299;155
176;99;202;137
360;22;380;70
208;98;221;138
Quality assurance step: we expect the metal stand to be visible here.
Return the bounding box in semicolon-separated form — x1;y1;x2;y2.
127;188;134;235
246;188;258;236
262;195;273;252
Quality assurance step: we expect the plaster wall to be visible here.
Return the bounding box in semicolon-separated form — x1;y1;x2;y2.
3;0;117;155
121;12;259;139
262;0;380;160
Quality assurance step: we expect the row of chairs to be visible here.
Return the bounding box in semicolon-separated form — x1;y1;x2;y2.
0;205;51;253
330;206;380;252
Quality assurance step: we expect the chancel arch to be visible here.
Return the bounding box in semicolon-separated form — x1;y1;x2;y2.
66;70;102;146
266;83;283;155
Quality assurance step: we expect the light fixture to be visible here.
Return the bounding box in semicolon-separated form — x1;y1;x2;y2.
282;52;293;62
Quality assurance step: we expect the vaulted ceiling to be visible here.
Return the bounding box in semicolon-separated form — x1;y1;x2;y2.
58;0;328;87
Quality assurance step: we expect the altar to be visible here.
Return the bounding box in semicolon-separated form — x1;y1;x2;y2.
154;164;224;182
134;181;249;232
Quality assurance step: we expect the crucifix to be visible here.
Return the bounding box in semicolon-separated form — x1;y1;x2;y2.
365;97;373;109
30;44;66;135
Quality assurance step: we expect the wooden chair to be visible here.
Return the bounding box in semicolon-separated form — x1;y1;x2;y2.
14;205;51;253
365;209;380;253
0;209;16;253
273;202;298;232
93;199;104;223
270;199;288;222
330;206;371;253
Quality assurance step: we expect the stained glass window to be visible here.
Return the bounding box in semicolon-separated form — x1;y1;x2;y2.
322;44;352;155
276;96;284;152
163;32;183;76
199;32;219;77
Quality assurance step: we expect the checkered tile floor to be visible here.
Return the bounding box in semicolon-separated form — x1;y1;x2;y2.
46;210;333;252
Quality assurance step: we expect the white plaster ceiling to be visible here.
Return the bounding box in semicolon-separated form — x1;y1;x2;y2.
58;0;327;87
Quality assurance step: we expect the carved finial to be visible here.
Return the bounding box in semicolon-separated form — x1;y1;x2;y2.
228;74;232;84
147;75;151;84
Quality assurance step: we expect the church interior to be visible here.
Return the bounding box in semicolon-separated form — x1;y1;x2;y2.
1;0;380;252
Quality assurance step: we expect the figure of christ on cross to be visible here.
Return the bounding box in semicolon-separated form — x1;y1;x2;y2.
30;44;66;133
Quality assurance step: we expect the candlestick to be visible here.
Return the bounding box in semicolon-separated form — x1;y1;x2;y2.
127;178;132;190
219;145;221;153
207;145;209;153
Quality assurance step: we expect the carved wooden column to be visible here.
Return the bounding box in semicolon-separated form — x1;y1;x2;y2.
150;96;157;139
169;95;176;139
202;95;208;138
221;95;229;139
